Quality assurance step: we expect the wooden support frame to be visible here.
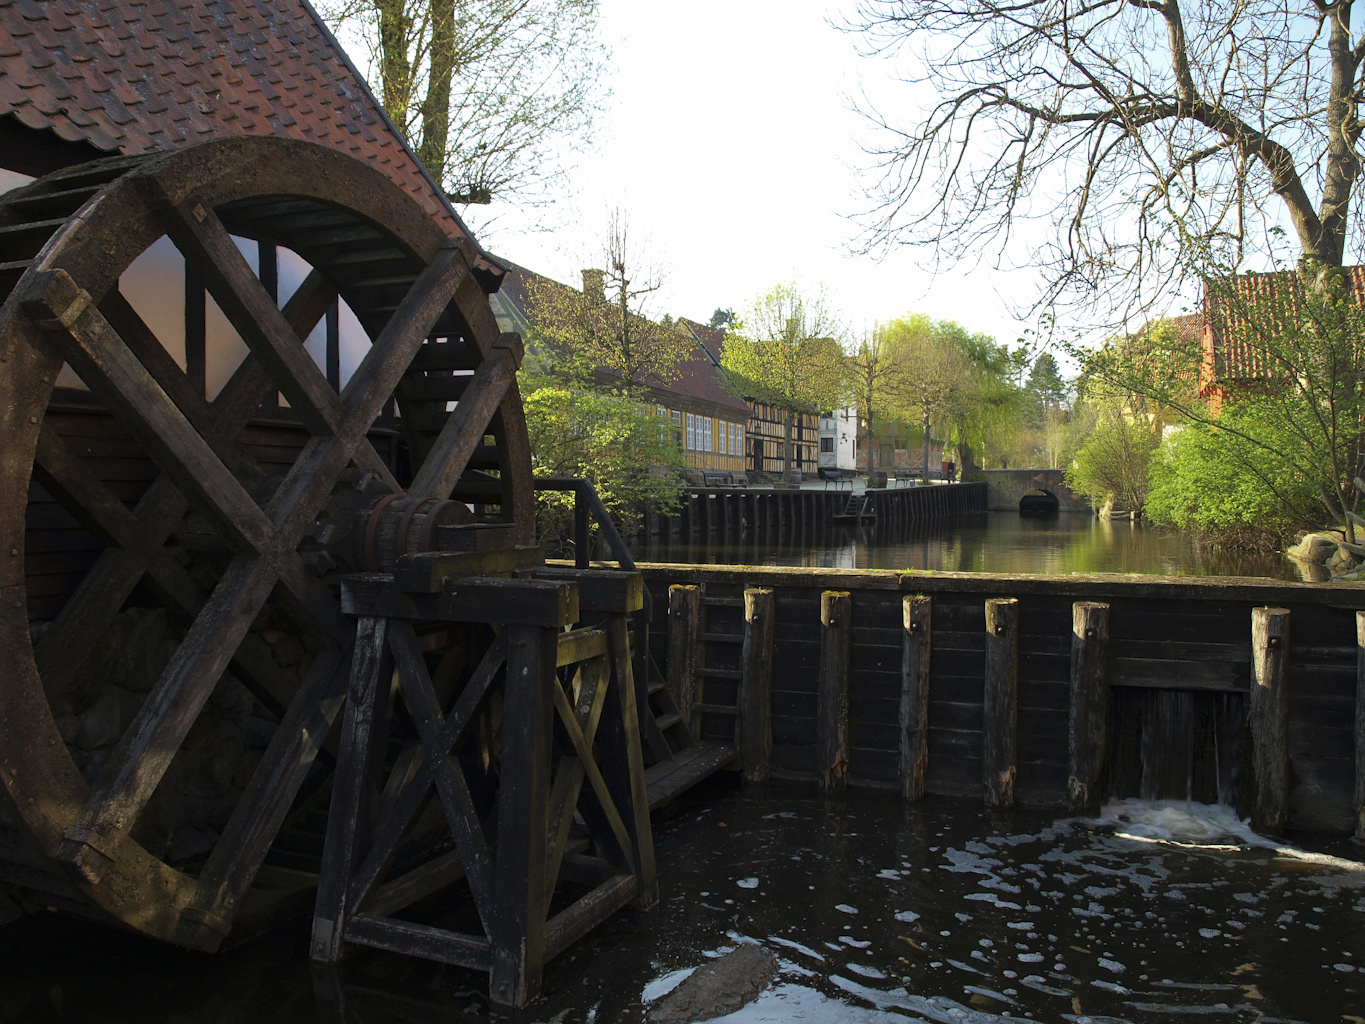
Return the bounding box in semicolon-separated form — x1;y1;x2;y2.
312;570;654;1008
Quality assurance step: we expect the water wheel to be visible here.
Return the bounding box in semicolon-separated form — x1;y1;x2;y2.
0;136;534;948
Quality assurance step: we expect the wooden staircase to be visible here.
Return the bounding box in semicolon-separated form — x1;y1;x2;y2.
834;491;875;523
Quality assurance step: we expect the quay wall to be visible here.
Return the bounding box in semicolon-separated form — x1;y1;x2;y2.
651;481;987;536
640;563;1365;835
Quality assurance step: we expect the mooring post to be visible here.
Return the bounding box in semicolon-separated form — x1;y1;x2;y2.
738;587;775;782
818;591;853;791
983;597;1019;808
1355;611;1365;841
899;594;932;800
1067;601;1110;814
667;584;701;729
1250;606;1291;834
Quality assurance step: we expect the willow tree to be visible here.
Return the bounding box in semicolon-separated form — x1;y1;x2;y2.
844;1;1365;321
322;0;608;206
722;283;850;482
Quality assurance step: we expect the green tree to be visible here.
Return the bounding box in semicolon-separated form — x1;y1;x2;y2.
1081;283;1365;536
722;283;850;482
522;378;684;545
322;0;608;206
843;1;1365;317
523;210;693;389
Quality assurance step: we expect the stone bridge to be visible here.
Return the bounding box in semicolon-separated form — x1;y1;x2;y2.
979;468;1090;512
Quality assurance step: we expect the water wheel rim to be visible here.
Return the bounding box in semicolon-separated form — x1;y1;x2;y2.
0;136;531;945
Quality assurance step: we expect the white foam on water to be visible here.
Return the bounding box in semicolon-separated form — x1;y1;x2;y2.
840;935;872;948
737;877;759;889
641;966;696;1003
767;935;826;962
836;903;860;914
845;962;888;980
894;910;921;923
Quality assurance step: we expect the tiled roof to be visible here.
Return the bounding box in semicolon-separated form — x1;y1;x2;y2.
1200;267;1365;393
0;0;501;279
491;261;749;415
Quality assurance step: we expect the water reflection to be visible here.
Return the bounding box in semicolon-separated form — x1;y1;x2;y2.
635;513;1302;580
1;783;1361;1022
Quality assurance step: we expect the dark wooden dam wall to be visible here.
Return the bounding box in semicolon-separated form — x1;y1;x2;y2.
640;563;1365;837
650;481;987;536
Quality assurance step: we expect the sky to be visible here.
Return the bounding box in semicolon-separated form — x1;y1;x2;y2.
451;0;1048;351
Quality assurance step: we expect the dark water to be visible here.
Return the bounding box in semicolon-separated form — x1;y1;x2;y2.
633;513;1306;581
5;781;1362;1023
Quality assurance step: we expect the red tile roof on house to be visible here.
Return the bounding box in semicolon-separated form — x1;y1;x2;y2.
0;0;502;281
1200;267;1365;396
490;261;749;415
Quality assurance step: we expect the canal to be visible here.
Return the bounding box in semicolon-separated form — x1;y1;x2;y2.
634;512;1305;581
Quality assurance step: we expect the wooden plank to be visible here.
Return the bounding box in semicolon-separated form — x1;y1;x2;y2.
557;627;608;667
392;544;546;592
1067;602;1110;814
543;873;638;961
900;595;932;800
645;743;737;809
602;614;657;907
668;585;701;728
341;572;577;626
817;591;852;791
738;588;775;783
364;849;467;920
1110;658;1247;691
1250;607;1291;834
345;915;492;970
982;597;1019;808
531;567;645;613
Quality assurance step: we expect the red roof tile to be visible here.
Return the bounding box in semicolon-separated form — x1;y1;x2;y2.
0;0;503;283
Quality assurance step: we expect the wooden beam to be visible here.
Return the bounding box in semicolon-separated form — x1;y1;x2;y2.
817;591;852;792
341;573;577;626
982;597;1019;809
1067;602;1110;815
900;595;931;800
1250;607;1291;834
737;588;775;783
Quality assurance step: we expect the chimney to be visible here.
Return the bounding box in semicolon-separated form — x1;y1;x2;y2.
582;268;605;305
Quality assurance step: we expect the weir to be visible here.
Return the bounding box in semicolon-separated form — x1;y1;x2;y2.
637;562;1365;837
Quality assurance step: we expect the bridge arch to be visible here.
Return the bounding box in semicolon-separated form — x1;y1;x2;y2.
980;469;1089;512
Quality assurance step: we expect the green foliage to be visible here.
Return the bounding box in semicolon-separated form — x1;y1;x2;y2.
522;379;684;546
1145;416;1319;535
1078;268;1365;534
1065;403;1156;512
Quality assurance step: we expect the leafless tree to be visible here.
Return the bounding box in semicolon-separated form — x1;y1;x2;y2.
322;0;608;207
842;1;1365;324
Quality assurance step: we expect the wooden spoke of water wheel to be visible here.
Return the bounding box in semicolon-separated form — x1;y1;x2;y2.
0;136;533;948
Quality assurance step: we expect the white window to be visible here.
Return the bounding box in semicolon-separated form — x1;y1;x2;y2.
703;417;713;452
718;421;727;454
685;413;695;451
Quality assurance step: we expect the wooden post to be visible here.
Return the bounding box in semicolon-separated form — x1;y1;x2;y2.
1250;606;1291;834
1067;601;1110;814
488;622;557;1006
1355;611;1365;841
818;591;853;791
737;588;775;782
900;595;932;800
667;585;701;728
982;597;1019;808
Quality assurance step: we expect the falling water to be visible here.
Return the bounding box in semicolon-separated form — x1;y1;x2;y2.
1110;689;1244;808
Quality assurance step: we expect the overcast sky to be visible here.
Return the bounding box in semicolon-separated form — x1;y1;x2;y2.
457;0;1049;351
